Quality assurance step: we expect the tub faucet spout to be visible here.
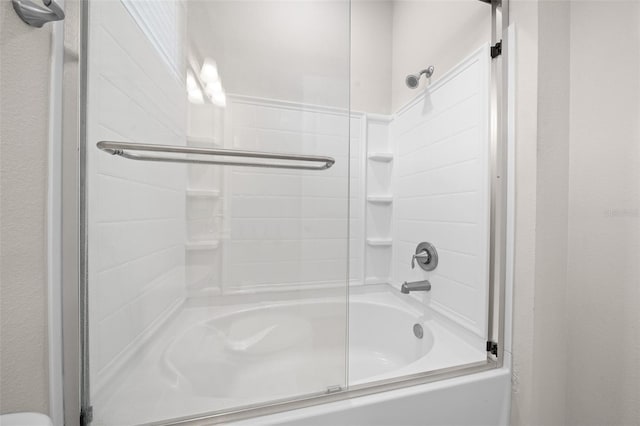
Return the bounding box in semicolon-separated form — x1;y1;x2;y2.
401;280;431;294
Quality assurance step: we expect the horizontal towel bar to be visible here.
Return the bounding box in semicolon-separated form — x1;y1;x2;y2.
96;141;335;171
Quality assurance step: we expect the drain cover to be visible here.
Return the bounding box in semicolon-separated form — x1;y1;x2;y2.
413;323;424;339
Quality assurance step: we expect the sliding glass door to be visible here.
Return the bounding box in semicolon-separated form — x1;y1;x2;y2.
84;1;350;424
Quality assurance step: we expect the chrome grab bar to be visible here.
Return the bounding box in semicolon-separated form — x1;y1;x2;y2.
96;141;335;171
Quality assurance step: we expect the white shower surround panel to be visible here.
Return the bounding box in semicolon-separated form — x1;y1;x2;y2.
391;44;491;341
223;96;364;291
87;0;188;394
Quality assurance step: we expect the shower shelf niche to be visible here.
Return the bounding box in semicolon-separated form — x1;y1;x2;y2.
363;115;394;286
185;240;220;251
185;99;224;292
187;135;221;147
368;152;393;162
186;189;221;199
367;195;393;204
366;238;393;247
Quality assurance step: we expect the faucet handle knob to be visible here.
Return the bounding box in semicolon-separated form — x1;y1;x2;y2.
411;242;439;271
411;250;431;269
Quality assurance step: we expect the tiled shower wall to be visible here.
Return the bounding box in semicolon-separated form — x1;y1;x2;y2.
87;1;187;392
222;96;363;291
391;45;491;340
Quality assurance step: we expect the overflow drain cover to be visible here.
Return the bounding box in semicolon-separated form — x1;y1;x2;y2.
413;323;424;339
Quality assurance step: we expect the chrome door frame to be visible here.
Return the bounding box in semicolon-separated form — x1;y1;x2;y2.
60;0;88;425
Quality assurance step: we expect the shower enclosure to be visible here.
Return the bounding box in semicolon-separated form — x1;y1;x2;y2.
60;0;510;424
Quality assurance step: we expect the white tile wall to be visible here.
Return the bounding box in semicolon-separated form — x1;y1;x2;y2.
87;1;187;393
391;45;490;339
223;96;363;290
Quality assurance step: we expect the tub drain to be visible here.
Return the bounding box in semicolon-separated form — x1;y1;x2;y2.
413;323;424;339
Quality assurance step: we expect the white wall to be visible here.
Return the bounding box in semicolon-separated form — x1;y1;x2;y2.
0;0;51;415
390;0;491;111
529;1;571;423
351;0;393;114
511;1;640;425
508;1;540;423
509;2;576;424
566;2;640;424
86;0;188;393
187;1;350;109
391;46;490;342
184;103;225;294
222;96;361;290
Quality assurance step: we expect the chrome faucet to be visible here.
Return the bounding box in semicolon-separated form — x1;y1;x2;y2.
411;251;431;269
411;242;438;271
401;280;432;294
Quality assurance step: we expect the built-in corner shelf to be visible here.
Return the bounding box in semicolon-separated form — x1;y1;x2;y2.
364;277;391;285
368;152;393;162
367;195;393;204
187;135;221;147
366;238;392;247
186;189;221;199
185;240;220;251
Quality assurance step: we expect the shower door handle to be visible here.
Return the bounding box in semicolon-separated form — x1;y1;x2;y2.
12;0;65;28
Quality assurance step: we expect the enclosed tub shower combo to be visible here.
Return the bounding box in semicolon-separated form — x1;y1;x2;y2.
55;0;512;424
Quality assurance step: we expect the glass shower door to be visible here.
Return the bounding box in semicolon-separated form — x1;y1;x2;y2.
84;1;351;424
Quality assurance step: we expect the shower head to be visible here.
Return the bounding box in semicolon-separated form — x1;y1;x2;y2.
405;74;420;89
405;66;435;89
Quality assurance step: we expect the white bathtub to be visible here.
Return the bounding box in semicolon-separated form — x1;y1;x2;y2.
93;285;507;425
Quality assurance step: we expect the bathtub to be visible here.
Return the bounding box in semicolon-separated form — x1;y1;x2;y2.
92;285;509;425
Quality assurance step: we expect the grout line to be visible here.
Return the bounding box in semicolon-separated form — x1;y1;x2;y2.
397;124;478;158
394;91;478;138
396;158;479;180
99;24;184;121
396;190;477;200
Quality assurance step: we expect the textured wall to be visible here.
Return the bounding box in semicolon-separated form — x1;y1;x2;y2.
532;1;571;424
566;2;640;424
519;1;572;424
509;0;540;424
511;2;640;425
0;0;51;415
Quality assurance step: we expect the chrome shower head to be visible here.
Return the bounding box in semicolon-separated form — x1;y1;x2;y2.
405;66;435;89
405;74;420;89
